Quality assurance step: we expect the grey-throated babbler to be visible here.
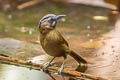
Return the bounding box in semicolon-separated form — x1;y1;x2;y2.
38;14;87;74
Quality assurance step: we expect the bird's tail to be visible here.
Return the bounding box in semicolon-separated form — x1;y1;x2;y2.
69;50;87;64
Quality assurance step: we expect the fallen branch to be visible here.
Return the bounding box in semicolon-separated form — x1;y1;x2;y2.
0;56;108;80
17;0;45;10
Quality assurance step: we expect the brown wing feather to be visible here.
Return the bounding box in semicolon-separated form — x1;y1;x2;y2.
56;31;69;47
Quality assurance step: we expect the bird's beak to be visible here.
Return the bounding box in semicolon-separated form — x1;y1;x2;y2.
54;15;66;20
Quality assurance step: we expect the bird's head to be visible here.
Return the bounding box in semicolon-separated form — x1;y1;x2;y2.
39;14;66;29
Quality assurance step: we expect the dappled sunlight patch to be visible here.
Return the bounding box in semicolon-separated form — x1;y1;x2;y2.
93;16;108;21
80;40;101;48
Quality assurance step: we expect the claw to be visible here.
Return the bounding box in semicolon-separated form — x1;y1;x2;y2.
43;62;51;73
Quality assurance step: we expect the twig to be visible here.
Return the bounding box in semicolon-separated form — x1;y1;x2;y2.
0;56;108;80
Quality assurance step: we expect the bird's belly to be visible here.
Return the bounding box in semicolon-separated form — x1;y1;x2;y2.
43;42;66;57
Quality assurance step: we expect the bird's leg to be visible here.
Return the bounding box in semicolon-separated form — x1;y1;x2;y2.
58;56;66;80
58;56;66;75
46;57;55;66
58;61;65;75
43;57;55;72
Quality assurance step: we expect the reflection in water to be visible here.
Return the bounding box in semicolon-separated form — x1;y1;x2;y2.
0;64;52;80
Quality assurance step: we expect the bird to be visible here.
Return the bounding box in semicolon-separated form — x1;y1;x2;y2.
38;14;87;74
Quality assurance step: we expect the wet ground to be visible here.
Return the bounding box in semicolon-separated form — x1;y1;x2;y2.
0;1;118;80
88;16;120;80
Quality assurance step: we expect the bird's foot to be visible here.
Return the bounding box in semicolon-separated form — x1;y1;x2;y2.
43;62;53;73
43;57;55;73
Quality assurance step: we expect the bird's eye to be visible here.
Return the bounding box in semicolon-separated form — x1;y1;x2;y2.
50;18;54;21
